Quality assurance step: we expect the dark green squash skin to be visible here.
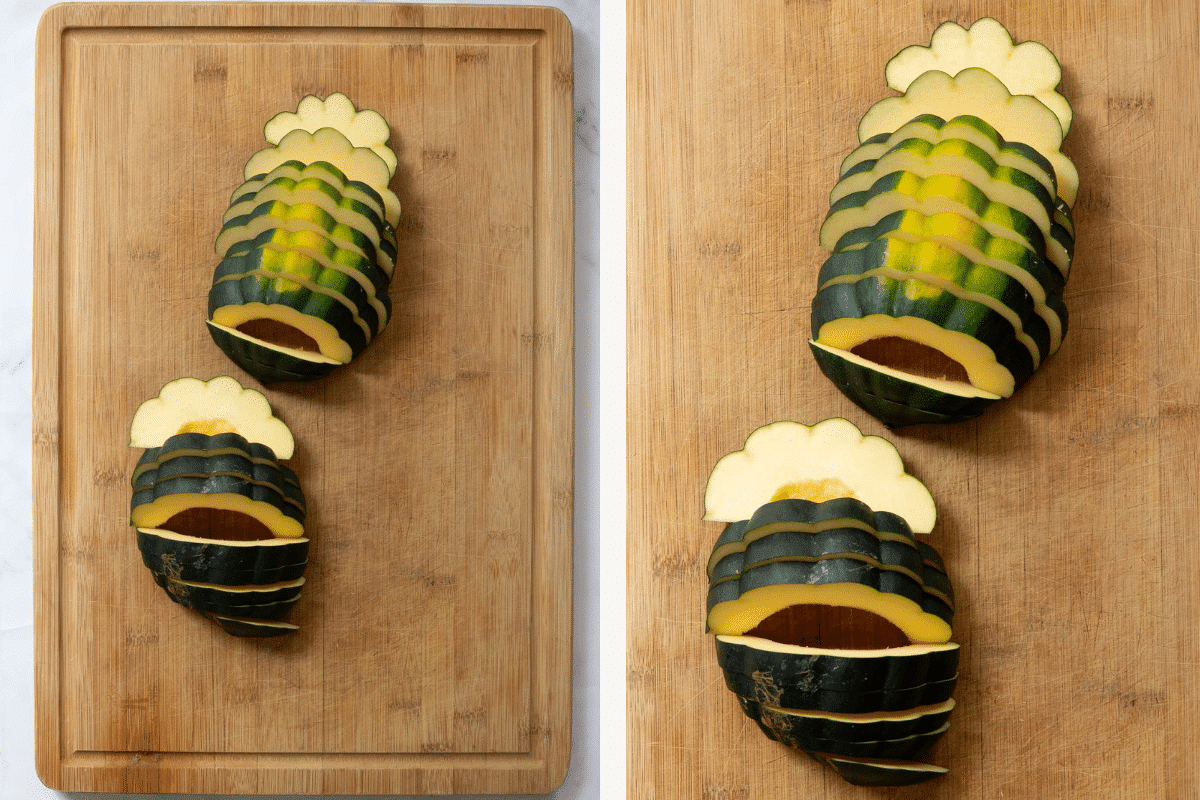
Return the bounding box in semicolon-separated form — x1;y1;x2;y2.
206;320;341;384
207;268;372;359
204;614;300;638
150;571;303;620
734;694;955;744
810;277;1037;395
211;248;384;337
715;636;960;697
224;226;394;302
823;170;1050;258
736;696;949;760
815;238;1052;365
130;472;306;531
721;666;960;715
131;432;304;512
809;340;999;428
706;498;927;588
831;209;1069;301
706;554;954;632
218;199;382;267
136;529;310;586
806;751;947;786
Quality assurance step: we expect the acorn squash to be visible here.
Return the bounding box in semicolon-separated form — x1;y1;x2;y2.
129;377;309;636
207;97;400;383
703;421;957;785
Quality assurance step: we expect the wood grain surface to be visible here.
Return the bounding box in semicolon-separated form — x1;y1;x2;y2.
33;3;573;794
629;1;1200;798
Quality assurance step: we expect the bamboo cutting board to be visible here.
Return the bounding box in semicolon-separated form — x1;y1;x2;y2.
33;3;573;794
630;1;1199;798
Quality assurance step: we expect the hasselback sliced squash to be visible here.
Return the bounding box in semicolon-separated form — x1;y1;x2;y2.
129;377;309;636
704;421;956;785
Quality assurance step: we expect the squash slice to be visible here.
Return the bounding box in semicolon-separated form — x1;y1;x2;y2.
702;419;935;532
129;376;294;458
885;17;1072;136
858;68;1078;207
244;127;401;226
264;92;397;177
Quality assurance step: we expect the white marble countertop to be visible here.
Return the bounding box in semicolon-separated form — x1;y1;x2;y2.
0;0;625;797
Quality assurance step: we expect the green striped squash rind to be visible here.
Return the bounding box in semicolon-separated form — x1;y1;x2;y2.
841;114;1059;200
150;571;304;620
204;614;302;638
207;267;370;365
734;695;956;744
216;199;382;268
223;228;393;316
809;340;1001;428
205;320;343;384
806;752;949;786
811;275;1036;398
821;171;1050;264
833;139;1072;277
212;247;386;337
737;698;951;760
832;137;1056;235
236;159;395;236
716;635;961;697
136;528;310;586
715;638;960;714
816;237;1051;367
705;498;955;643
856;67;1078;207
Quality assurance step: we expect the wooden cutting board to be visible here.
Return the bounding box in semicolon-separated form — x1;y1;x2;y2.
630;1;1199;798
33;3;573;794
